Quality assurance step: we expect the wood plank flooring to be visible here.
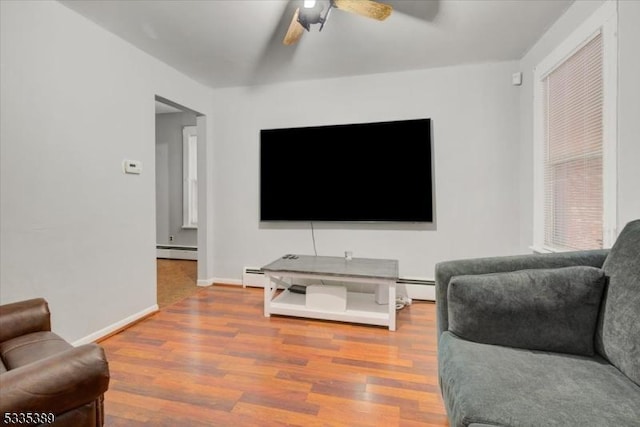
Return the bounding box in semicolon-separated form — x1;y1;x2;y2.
156;259;199;308
101;285;449;426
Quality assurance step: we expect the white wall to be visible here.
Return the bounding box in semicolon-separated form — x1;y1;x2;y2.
616;0;640;228
156;112;198;247
518;0;640;248
211;62;522;281
0;0;214;343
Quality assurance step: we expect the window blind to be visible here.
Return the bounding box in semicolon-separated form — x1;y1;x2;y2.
182;126;198;228
543;32;603;250
186;134;198;226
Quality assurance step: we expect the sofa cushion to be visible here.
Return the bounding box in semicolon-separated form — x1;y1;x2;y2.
439;331;640;427
597;219;640;385
448;266;605;356
0;331;72;370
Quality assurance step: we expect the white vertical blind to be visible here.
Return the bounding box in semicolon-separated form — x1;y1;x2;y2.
187;134;198;226
183;126;198;228
543;32;603;250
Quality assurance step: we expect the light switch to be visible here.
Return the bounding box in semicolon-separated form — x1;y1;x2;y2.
123;160;142;174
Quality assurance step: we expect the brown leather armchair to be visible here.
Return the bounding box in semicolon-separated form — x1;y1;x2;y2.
0;299;110;427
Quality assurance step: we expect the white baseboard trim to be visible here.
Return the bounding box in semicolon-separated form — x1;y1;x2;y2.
197;278;214;286
212;277;243;286
72;304;159;346
197;277;243;286
157;248;197;260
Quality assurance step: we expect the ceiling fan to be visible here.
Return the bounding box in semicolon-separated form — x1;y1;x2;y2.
283;0;393;45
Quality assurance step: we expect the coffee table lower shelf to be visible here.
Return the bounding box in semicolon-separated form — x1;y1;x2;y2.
269;290;391;328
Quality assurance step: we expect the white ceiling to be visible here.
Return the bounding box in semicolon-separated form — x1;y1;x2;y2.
59;0;573;89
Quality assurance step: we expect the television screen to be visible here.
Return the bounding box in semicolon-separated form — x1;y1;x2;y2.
260;118;433;222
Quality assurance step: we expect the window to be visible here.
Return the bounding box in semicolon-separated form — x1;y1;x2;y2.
543;34;603;250
183;125;198;228
533;1;617;252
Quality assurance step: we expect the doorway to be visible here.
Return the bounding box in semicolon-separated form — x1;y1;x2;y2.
155;96;204;307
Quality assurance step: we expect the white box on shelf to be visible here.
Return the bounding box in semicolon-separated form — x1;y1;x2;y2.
306;285;347;312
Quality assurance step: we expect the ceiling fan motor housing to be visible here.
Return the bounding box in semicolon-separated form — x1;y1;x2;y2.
298;0;331;31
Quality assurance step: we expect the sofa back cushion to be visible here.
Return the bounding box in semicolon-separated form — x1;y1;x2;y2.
448;266;606;356
597;219;640;385
435;250;609;339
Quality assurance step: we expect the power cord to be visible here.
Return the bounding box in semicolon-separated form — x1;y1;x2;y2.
311;221;318;256
395;296;412;310
310;221;325;285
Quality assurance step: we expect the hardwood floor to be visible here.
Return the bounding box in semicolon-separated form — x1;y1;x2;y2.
156;259;199;308
101;285;449;426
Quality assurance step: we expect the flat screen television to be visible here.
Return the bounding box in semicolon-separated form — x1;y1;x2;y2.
260;118;433;222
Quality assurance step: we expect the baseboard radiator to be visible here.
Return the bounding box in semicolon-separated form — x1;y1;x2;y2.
397;278;436;301
242;267;435;301
242;267;270;288
156;245;197;261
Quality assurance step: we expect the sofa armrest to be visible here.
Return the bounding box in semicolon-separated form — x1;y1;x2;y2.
435;249;609;338
0;344;110;415
0;298;51;342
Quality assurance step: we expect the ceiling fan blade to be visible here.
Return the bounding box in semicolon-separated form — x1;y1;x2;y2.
283;8;305;45
333;0;393;21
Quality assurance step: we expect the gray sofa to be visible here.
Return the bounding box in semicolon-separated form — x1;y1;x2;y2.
435;219;640;427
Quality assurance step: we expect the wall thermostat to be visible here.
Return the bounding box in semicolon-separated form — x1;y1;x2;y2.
512;72;523;86
123;160;142;174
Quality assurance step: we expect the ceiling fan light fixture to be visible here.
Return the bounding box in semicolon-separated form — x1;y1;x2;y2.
298;1;328;31
283;0;392;45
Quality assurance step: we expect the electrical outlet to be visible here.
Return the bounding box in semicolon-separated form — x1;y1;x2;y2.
169;235;174;242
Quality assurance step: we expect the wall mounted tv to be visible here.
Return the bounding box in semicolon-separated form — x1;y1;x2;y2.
260;118;433;222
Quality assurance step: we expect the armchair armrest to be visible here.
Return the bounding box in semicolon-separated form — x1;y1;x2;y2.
0;298;51;342
0;344;110;415
435;249;609;337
